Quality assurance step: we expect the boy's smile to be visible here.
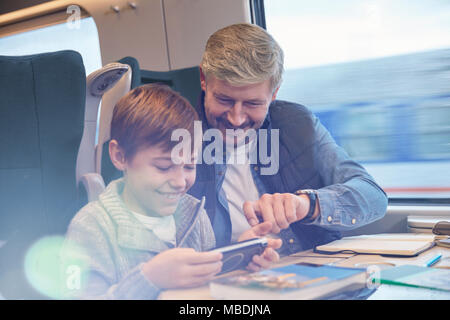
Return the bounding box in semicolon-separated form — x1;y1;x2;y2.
111;142;197;217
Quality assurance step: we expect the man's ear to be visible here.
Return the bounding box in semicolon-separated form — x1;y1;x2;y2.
199;66;207;92
109;139;127;171
271;86;280;102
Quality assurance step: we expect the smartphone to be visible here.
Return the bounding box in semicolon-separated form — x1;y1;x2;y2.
210;238;268;275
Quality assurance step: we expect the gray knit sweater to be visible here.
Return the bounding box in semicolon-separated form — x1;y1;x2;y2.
61;178;216;299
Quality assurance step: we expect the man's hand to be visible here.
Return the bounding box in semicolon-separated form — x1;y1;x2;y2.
243;193;317;234
238;221;283;272
142;248;223;289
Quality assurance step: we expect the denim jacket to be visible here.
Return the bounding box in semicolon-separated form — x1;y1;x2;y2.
61;178;215;299
189;93;388;255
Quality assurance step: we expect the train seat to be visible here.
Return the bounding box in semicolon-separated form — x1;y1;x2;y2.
75;61;131;202
95;57;140;189
95;58;202;190
0;50;86;299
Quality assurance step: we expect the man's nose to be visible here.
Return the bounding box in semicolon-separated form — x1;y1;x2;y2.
227;103;246;128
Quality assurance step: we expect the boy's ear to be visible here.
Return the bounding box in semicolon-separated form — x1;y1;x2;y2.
109;139;127;171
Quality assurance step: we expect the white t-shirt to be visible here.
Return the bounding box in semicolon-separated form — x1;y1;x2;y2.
223;139;260;242
130;212;176;246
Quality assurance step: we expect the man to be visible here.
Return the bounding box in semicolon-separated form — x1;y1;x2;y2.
188;23;388;255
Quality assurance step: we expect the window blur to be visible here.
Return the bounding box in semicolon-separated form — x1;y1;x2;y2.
265;0;450;199
0;16;101;75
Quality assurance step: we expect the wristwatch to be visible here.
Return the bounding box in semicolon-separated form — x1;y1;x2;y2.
294;189;317;223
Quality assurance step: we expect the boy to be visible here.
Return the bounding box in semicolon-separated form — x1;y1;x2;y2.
62;84;281;299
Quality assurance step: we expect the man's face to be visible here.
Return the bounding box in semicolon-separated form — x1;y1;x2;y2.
201;73;278;146
120;144;197;217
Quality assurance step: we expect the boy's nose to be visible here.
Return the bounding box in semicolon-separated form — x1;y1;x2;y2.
168;171;187;191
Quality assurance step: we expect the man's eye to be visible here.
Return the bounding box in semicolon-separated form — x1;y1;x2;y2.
245;102;262;108
184;165;195;171
217;97;233;105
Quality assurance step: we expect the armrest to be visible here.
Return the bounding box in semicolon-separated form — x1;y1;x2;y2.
79;173;106;202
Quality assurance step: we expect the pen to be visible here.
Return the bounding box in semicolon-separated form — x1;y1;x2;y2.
425;253;442;267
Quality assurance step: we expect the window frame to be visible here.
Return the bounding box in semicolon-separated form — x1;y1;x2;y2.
260;0;450;205
249;0;266;29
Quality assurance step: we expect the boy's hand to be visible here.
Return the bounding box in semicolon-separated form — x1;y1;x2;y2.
238;221;282;272
142;248;222;289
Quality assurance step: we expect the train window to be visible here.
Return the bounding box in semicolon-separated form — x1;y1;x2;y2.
0;16;101;75
264;0;450;201
415;99;450;159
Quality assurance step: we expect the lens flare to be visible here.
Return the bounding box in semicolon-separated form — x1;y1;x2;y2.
24;235;88;299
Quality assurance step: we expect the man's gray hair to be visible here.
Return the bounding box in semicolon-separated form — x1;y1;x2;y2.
200;23;284;92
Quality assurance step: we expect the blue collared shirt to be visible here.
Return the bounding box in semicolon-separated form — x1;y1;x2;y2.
189;94;388;255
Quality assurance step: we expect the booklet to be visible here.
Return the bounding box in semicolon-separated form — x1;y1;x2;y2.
314;233;444;257
209;264;367;300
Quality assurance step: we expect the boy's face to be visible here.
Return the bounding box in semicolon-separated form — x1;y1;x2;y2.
111;142;197;217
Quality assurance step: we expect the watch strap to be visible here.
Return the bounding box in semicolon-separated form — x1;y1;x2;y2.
294;189;317;223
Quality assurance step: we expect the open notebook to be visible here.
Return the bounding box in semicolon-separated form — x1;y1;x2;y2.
315;233;447;257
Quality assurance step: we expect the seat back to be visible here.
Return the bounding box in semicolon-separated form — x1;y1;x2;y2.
0;50;86;299
99;61;202;186
118;56;141;89
140;66;201;107
99;57;142;186
94;65;132;180
75;62;131;200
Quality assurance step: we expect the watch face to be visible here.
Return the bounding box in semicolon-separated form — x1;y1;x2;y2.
296;189;315;195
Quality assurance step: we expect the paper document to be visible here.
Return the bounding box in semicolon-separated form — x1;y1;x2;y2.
315;233;438;256
343;233;448;241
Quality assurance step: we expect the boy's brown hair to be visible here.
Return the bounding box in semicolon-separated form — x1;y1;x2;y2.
111;83;199;160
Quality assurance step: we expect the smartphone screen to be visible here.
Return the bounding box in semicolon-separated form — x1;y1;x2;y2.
211;238;268;275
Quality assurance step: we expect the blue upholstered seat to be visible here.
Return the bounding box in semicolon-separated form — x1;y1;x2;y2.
0;50;86;299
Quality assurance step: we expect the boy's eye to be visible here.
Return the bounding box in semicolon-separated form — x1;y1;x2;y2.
155;166;171;172
184;165;195;171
